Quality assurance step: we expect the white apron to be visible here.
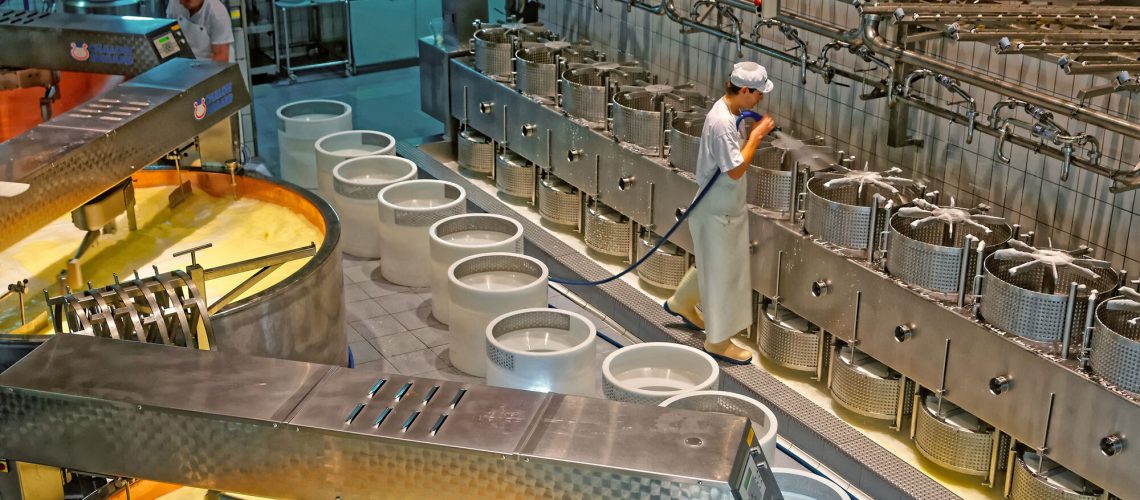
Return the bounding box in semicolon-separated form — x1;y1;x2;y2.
690;170;752;344
176;15;212;60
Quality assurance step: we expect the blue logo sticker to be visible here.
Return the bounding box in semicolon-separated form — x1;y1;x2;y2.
69;42;134;65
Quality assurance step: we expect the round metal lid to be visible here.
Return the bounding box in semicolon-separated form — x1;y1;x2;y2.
460;128;490;144
836;346;897;380
587;201;626;223
540;175;576;194
1018;450;1102;496
921;394;988;433
762;301;813;332
497;151;528;167
643;83;676;94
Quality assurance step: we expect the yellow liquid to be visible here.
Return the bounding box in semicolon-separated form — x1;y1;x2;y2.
0;186;322;335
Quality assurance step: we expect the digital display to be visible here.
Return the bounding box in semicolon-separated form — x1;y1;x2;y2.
152;31;182;59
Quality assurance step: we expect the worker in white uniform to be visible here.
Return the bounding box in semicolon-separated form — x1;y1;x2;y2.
663;61;776;364
167;0;234;62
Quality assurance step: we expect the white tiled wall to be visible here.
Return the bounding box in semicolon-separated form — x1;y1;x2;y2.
541;0;1140;275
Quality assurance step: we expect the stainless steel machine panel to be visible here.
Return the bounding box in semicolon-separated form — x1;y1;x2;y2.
1010;451;1102;500
418;38;466;124
757;303;820;372
548;116;609;193
449;60;508;143
0;9;191;76
0;334;775;499
830;346;906;420
505;91;555;165
0;59;251;252
913;395;996;476
1090;300;1140;394
441;55;1140;496
458;128;494;174
495;150;535;199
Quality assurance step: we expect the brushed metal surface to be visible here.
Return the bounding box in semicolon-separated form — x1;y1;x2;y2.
803;177;896;250
757;304;820;372
0;59;251;253
0;335;330;422
473;30;515;80
749;149;795;215
830;346;903;420
0;10;191;75
913;394;995;476
980;255;1116;343
1090;300;1140;394
538;175;580;226
207;170;347;366
584;201;632;257
887;214;1011;293
562;70;608;123
518;394;744;484
1010;451;1102;500
458;129;494;173
495;150;536;198
635;231;688;291
612;92;666;155
0;335;759;499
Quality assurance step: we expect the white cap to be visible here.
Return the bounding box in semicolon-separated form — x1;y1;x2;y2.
730;61;775;93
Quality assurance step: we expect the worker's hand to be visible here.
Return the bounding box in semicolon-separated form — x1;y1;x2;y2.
749;115;777;141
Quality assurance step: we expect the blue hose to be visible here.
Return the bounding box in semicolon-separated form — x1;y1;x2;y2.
347;346;356;369
548;112;764;287
548;168;721;286
547;304;625;349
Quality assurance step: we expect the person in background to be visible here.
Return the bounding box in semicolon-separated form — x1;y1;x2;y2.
663;61;777;364
167;0;234;62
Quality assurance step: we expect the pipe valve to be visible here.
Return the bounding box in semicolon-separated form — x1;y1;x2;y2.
1101;434;1125;457
988;375;1012;395
811;280;832;297
894;324;915;342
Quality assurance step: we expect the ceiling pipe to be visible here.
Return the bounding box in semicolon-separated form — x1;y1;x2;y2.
861;14;1140;141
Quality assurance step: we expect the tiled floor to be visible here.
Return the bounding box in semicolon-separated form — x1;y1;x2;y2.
341;252;626;395
251;66;443;177
250;67;626;393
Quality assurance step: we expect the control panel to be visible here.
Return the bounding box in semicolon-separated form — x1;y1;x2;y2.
151;31;185;60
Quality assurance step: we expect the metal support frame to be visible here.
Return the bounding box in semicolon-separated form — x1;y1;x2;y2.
611;0;1140;192
438;52;1140;495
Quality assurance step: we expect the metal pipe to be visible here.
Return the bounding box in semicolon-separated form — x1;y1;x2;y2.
994;127;1013;164
1060;282;1083;359
782;24;809;84
957;236;976;308
935;75;977;144
1065;61;1140;75
1079;290;1100;370
900;68;933;100
778;11;860;45
861;14;1140;140
957;30;1140;43
859;3;1140;18
989;98;1025;129
999;42;1140;54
